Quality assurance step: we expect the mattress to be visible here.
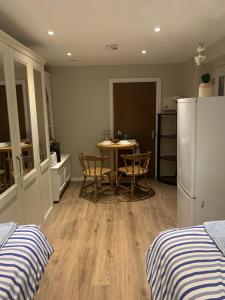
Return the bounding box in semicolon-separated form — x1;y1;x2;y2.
0;225;53;300
146;226;225;300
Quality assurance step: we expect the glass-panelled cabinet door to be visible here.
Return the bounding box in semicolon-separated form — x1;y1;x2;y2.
33;69;48;163
0;53;16;195
13;60;35;176
45;72;55;141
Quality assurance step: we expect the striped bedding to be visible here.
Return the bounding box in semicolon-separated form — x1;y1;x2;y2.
146;226;225;300
0;225;53;300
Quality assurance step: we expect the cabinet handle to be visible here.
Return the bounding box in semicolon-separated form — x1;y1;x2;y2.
16;155;22;176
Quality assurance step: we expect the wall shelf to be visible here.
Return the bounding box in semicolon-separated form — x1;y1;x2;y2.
157;113;177;185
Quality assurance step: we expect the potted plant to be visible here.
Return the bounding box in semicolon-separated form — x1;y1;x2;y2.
195;42;213;97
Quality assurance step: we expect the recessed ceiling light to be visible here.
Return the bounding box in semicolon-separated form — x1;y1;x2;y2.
142;50;147;54
105;44;118;51
67;52;72;56
47;30;54;36
154;26;161;32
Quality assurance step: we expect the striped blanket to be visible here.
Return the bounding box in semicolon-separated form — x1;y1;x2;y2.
146;226;225;300
0;225;53;300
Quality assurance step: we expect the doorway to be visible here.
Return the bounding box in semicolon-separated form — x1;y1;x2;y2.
110;78;161;178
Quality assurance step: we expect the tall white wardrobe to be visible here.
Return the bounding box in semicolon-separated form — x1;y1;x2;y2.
0;30;52;227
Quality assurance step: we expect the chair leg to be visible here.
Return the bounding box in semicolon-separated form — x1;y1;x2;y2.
131;177;135;198
3;172;7;189
118;172;122;185
144;174;150;194
79;176;87;198
100;175;104;187
93;177;98;201
107;173;115;194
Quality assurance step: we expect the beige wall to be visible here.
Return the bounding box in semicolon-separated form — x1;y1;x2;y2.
49;64;184;178
183;37;225;97
183;58;200;97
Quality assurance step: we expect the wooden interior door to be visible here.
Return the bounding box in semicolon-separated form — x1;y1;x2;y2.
0;85;10;141
113;82;156;177
0;84;27;141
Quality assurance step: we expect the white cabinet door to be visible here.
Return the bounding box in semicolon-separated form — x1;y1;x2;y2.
177;98;196;198
0;41;23;223
33;64;52;221
9;49;42;226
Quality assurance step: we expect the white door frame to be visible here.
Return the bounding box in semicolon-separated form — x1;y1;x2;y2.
213;63;225;96
109;77;161;178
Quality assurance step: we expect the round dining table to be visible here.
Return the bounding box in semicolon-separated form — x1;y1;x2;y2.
96;140;139;190
0;143;33;159
0;143;33;185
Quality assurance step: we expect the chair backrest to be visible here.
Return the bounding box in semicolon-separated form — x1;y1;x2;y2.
78;153;108;177
121;151;151;175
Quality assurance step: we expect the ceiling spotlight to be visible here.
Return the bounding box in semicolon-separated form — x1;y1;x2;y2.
47;30;54;36
154;27;161;32
67;52;72;56
142;50;147;54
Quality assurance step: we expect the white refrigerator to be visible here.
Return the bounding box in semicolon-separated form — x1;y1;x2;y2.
177;96;225;227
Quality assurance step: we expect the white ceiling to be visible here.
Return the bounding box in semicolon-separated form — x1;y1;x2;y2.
0;0;225;66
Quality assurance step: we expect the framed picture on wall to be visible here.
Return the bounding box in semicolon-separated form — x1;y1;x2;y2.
214;64;225;96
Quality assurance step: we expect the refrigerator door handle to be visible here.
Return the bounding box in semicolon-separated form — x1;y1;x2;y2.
177;178;196;199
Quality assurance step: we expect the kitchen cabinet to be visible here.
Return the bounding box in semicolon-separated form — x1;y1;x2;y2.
51;154;71;202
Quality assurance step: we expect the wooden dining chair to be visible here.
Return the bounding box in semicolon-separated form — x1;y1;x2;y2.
0;169;6;192
78;153;114;200
22;155;34;175
6;158;14;186
118;151;151;198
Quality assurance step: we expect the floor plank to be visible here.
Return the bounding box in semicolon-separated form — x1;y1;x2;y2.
36;180;177;300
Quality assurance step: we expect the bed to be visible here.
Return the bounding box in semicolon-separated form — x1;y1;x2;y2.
0;224;53;300
146;225;225;300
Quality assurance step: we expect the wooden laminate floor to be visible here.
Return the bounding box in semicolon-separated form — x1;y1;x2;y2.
36;180;177;300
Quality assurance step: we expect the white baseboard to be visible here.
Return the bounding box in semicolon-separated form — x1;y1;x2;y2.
44;205;53;221
38;206;53;230
71;177;84;182
71;177;92;182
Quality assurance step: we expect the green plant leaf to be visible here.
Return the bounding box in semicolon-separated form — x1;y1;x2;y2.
201;73;210;83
